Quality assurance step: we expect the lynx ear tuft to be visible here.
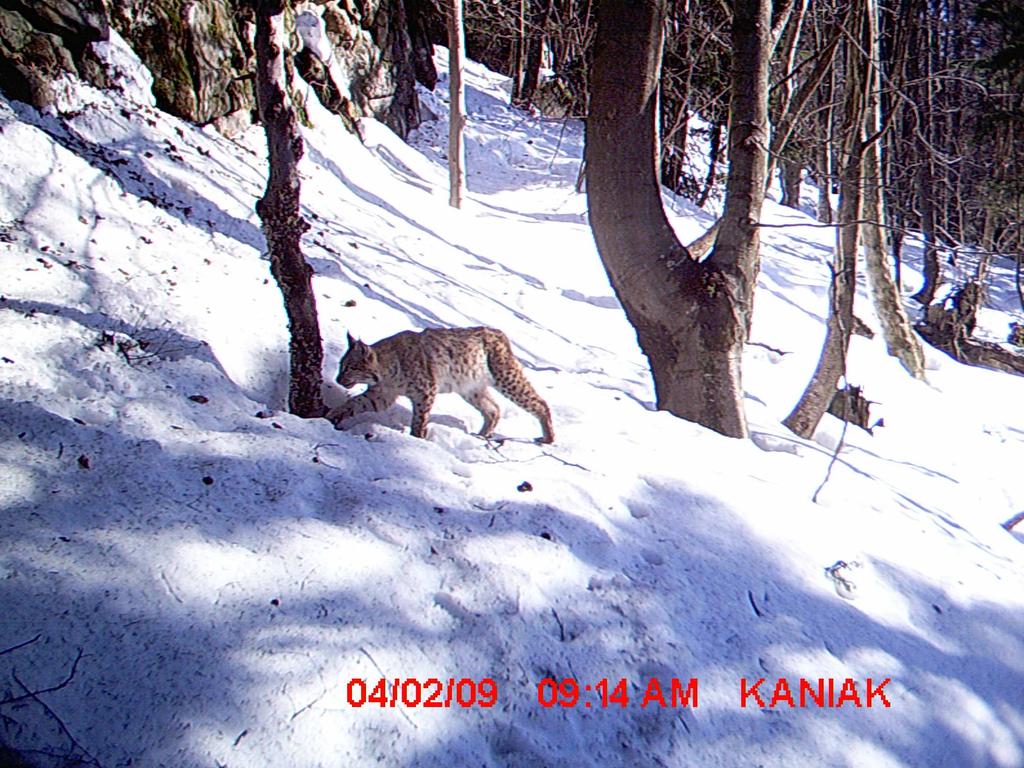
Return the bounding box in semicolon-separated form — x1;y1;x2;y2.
346;331;357;348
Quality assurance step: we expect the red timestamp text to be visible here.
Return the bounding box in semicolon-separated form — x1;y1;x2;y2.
346;677;499;709
537;677;698;709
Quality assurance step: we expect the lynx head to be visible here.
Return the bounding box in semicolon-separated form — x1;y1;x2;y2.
337;332;380;388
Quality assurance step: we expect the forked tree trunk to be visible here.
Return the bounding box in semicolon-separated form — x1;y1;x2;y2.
252;0;325;418
860;0;925;379
447;0;467;208
586;0;770;439
784;0;869;439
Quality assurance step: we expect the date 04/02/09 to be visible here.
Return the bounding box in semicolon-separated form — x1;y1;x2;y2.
537;677;698;709
347;677;498;709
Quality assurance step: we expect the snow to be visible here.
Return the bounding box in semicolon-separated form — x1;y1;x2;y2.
2;41;1024;768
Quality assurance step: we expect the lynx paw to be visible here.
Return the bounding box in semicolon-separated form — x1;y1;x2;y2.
326;404;355;429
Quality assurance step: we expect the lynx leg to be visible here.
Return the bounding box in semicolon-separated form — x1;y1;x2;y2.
409;388;436;439
525;397;555;444
463;389;501;438
491;373;554;444
484;330;555;443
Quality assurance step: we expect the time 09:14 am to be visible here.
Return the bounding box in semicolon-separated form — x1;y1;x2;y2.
536;677;699;709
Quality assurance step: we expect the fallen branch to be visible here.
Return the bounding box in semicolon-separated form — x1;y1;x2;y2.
917;309;1024;377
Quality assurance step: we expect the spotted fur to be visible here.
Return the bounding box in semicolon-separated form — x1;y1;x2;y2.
329;327;554;443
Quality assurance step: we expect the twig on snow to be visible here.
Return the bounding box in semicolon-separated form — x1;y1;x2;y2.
4;648;101;767
812;416;849;504
0;634;41;656
747;340;791;356
2;648;84;706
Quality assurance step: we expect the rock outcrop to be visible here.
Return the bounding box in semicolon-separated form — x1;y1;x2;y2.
0;0;437;139
0;0;109;107
311;0;436;138
109;0;256;135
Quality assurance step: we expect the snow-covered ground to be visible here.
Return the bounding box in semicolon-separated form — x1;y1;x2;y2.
2;41;1023;768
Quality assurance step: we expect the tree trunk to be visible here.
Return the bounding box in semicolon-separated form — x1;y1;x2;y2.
863;145;925;378
1017;247;1024;314
813;48;836;225
511;0;526;105
911;16;941;307
912;160;941;305
815;146;833;223
860;0;925;379
708;0;772;336
516;0;553;109
784;0;869;439
447;0;467;208
252;0;325;418
586;0;770;439
695;120;722;209
779;157;802;208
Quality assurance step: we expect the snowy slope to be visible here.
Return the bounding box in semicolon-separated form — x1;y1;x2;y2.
2;42;1024;768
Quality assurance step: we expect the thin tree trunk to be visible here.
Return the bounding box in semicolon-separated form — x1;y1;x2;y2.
518;0;553;109
252;0;325;418
784;0;869;439
892;227;903;286
911;18;941;306
1017;237;1024;313
814;52;836;224
912;160;941;305
696;120;722;209
860;0;925;379
447;0;467;208
767;25;841;183
512;0;527;105
765;0;812;184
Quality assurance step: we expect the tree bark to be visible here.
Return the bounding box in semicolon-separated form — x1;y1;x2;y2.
784;0;869;439
779;157;802;208
447;0;467;208
586;0;770;439
911;159;941;306
252;0;325;418
708;0;772;336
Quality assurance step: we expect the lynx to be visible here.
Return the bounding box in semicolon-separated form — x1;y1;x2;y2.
329;327;555;443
